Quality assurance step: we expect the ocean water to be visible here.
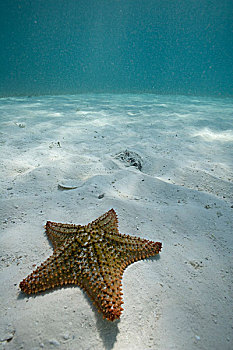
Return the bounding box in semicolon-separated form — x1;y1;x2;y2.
0;0;232;97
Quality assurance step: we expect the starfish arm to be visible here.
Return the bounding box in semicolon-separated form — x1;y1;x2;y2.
83;241;125;321
111;234;162;265
19;239;83;294
89;208;119;232
45;221;85;250
81;268;124;321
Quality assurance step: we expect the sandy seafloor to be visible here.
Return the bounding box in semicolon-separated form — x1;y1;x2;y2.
0;93;233;350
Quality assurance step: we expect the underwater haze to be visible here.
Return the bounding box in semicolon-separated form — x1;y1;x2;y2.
0;0;233;97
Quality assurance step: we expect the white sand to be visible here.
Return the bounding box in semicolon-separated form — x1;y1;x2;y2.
0;93;233;350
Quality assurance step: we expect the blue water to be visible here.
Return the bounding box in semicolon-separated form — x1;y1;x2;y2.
0;0;232;97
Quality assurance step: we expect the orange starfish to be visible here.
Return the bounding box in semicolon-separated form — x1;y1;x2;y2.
19;209;162;321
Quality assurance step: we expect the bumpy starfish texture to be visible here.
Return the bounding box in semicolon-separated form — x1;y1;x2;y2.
20;209;162;321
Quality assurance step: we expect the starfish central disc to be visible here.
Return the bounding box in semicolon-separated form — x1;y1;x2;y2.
19;209;162;321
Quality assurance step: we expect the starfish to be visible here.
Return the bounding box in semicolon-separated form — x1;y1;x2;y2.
20;209;162;321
